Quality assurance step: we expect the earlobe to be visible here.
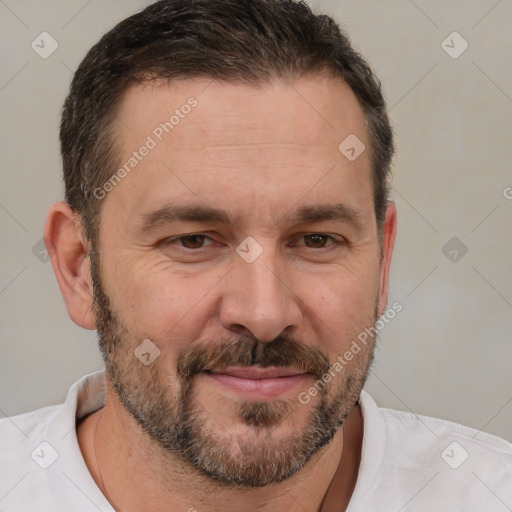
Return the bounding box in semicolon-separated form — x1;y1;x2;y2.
43;201;96;330
377;201;397;317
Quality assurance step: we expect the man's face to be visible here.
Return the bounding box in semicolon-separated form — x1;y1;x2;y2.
90;76;390;487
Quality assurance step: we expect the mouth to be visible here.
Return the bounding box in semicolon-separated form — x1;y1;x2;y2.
203;366;311;399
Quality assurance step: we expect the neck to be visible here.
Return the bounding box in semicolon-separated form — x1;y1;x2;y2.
77;387;363;512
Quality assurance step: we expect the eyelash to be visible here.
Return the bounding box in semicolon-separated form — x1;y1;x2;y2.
163;233;345;250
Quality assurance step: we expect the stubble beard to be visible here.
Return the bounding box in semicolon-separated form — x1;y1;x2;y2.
89;247;377;488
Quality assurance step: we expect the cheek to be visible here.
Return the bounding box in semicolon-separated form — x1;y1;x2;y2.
102;254;225;349
304;263;380;355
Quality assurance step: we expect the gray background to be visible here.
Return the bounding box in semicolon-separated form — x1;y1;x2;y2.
0;0;511;441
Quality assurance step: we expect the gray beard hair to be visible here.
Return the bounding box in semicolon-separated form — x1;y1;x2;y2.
89;247;376;488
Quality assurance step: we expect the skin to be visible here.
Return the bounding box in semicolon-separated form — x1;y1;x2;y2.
44;75;397;512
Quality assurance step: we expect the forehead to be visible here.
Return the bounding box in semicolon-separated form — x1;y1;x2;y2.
106;75;373;227
116;75;367;148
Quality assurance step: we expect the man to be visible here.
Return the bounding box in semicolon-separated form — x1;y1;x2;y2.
1;0;510;510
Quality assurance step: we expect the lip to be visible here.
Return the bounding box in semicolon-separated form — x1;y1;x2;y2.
204;366;310;399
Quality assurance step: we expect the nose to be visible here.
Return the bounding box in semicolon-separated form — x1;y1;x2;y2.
219;248;303;342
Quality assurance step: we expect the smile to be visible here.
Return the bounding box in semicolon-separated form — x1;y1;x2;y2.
204;366;310;399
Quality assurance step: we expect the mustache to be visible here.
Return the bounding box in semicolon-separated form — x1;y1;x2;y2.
177;335;331;381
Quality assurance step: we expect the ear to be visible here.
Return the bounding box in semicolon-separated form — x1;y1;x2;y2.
43;201;96;329
377;201;397;317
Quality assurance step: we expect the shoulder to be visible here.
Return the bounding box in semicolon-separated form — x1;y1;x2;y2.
0;403;63;465
0;404;65;510
378;399;512;460
350;391;512;510
0;372;110;511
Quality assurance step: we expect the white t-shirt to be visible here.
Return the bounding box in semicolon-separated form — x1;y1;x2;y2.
1;371;511;511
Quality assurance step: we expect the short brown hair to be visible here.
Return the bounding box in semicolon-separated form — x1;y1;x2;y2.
60;0;393;246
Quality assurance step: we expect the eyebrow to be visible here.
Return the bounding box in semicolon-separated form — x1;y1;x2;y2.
286;203;364;231
140;202;365;232
141;204;235;230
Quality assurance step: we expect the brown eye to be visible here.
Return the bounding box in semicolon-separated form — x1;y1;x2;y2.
178;235;208;249
303;234;332;248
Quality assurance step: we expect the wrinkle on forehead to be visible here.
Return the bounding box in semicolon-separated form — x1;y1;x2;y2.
102;75;374;234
